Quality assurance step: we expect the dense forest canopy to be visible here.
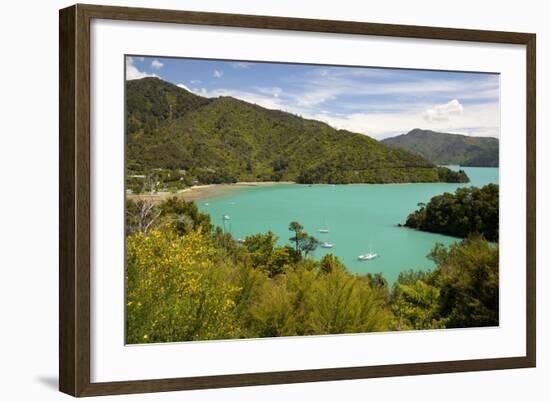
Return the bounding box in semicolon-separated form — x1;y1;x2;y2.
382;128;499;167
126;78;469;188
125;197;498;343
404;183;499;241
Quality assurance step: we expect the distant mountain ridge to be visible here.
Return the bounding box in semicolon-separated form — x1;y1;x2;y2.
126;78;469;185
382;129;499;167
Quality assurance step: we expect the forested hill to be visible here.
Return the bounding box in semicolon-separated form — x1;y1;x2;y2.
382;129;499;167
126;78;468;185
404;184;499;242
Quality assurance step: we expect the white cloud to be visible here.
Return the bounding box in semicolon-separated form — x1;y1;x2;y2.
165;63;499;140
294;88;337;107
151;59;164;70
231;62;252;69
256;87;283;98
312;102;499;139
177;83;192;92
194;87;291;112
190;79;201;84
125;57;159;80
287;72;499;108
422;99;464;122
189;82;498;139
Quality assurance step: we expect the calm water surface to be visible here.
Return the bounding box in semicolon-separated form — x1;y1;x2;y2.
198;167;498;284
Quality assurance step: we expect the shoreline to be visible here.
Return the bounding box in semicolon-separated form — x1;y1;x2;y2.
126;176;490;204
127;181;295;203
127;166;497;204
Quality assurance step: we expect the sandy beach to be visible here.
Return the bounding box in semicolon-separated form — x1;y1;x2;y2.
127;181;294;203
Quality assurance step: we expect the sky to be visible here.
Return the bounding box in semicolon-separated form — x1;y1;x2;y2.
126;56;500;139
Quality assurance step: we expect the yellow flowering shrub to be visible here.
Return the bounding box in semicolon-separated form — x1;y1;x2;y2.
126;229;241;343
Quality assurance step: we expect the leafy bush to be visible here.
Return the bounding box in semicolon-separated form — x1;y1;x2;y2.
126;229;240;343
390;236;498;330
429;236;499;328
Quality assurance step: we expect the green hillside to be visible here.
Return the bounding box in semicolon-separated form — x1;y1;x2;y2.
382;128;499;167
126;78;469;189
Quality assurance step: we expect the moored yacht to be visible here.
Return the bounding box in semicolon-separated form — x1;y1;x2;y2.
358;241;378;261
358;252;378;261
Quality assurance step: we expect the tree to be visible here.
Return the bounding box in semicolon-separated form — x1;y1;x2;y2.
429;235;499;328
125;199;161;235
288;221;304;252
267;246;299;277
319;254;344;274
306;268;391;334
387;237;498;330
244;231;277;269
158;197;213;235
288;221;319;257
390;280;447;330
142;173;161;194
365;272;388;290
302;236;320;257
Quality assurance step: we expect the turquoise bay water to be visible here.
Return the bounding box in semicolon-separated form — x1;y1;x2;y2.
198;167;498;284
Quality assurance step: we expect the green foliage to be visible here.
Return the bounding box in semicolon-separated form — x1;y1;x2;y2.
126;169;194;195
125;198;162;235
242;231;300;277
429;236;499;328
288;220;304;252
365;272;389;290
126;229;240;343
394;269;432;286
125;199;394;342
390;236;498;330
288;221;319;257
126;78;468;185
158;197;213;235
125;197;212;237
306;268;392;334
391;280;447;330
436;167;469;183
383;128;499;167
405;184;499;241
245;264;392;337
319;254;345;274
125;197;499;344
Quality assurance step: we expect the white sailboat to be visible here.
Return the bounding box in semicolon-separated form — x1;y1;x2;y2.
358;241;378;261
358;252;377;261
318;220;330;233
319;221;333;248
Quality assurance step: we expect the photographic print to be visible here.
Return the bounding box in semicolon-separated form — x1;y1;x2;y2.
124;56;499;344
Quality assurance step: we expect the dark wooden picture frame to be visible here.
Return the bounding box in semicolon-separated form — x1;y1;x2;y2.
59;3;536;397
